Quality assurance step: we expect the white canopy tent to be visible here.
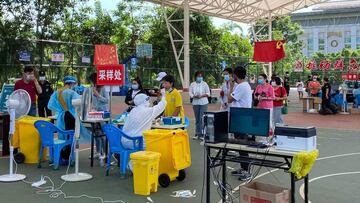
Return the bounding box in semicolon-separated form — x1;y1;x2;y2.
145;0;325;89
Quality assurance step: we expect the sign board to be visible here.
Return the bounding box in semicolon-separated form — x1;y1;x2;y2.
0;84;14;112
341;74;348;80
131;57;137;69
347;73;358;81
51;52;65;62
293;60;303;72
82;56;91;64
136;44;152;58
96;64;125;86
94;44;119;65
19;51;31;62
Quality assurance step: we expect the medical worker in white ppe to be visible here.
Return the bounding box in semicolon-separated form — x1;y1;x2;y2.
121;89;167;149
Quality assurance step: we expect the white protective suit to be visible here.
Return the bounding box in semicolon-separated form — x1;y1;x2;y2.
122;91;167;149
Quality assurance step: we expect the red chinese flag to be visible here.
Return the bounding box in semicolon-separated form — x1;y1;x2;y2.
96;64;125;86
253;40;286;62
94;44;119;65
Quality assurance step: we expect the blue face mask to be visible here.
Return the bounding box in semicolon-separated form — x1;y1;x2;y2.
196;77;203;83
132;84;139;90
224;75;230;81
258;79;264;85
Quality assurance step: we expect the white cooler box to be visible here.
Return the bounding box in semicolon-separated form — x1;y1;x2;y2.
275;126;317;152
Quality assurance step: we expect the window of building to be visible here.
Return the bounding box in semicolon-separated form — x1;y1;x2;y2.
308;33;313;56
318;32;325;51
344;31;351;49
357;30;360;50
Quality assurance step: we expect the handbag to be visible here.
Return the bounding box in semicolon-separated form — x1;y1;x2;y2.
281;87;288;115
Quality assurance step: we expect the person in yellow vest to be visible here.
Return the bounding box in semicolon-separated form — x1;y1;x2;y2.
162;75;185;122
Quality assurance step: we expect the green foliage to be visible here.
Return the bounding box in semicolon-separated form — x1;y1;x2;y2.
0;0;253;88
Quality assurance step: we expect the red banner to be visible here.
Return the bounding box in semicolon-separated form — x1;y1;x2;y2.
348;58;358;71
306;60;317;70
319;60;331;71
333;59;344;70
96;64;125;86
94;44;119;65
347;73;359;81
341;74;348;80
253;40;285;62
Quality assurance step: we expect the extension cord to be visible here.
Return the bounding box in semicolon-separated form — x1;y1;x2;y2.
32;179;46;187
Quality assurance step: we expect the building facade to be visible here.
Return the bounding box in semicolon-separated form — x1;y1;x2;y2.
291;1;360;57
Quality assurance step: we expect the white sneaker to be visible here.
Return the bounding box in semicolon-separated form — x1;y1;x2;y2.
89;153;101;159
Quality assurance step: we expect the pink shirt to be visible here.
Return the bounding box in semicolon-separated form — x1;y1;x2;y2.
255;84;275;109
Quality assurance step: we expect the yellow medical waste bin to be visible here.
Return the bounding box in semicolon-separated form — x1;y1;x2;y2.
12;116;50;164
130;151;161;196
143;129;191;188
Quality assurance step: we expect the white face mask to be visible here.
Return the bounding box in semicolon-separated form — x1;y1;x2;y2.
39;76;45;81
271;82;276;86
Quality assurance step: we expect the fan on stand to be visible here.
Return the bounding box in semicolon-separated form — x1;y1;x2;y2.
0;89;31;182
61;97;92;182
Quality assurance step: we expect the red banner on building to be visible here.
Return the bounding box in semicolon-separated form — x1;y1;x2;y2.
96;64;124;86
306;60;317;70
333;59;344;70
94;44;119;65
319;60;331;71
348;58;358;71
253;40;285;62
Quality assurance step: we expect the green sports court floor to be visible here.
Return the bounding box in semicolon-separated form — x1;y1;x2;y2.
1;89;360;203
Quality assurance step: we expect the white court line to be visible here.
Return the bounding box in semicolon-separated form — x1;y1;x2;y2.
219;152;360;203
299;171;360;203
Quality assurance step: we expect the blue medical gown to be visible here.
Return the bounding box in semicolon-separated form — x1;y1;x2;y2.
48;89;90;137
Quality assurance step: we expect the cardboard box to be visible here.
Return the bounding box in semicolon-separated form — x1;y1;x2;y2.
350;108;360;115
240;182;290;203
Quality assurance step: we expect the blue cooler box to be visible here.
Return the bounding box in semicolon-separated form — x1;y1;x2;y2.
162;117;182;125
275;126;317;152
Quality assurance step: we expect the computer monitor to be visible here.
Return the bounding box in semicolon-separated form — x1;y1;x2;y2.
229;107;270;137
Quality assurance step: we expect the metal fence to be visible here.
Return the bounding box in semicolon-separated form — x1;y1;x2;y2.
1;39;259;90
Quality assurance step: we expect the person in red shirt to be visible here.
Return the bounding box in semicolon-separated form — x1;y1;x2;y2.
272;76;287;125
14;66;42;116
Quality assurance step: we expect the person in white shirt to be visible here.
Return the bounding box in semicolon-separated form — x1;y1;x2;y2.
122;91;167;149
296;80;304;99
220;68;233;111
189;71;210;140
228;67;252;108
227;66;253;181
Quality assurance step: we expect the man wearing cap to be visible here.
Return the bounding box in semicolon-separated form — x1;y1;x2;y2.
14;66;42;116
122;89;167;149
48;76;80;131
37;71;53;117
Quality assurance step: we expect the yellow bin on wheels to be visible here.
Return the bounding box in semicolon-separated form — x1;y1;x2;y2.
12;116;50;164
143;129;191;188
130;151;161;196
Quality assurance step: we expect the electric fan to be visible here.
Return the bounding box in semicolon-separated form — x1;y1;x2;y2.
0;89;31;182
61;96;92;182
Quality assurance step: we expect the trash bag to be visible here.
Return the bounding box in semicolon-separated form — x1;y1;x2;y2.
289;149;319;179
